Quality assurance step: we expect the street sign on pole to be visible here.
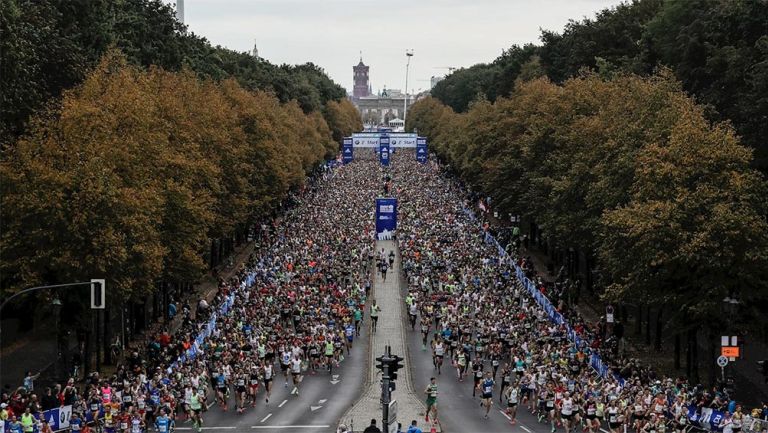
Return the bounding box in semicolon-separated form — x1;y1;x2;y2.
388;400;397;426
717;355;729;368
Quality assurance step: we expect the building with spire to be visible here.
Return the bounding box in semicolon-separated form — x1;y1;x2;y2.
252;40;260;61
353;53;370;98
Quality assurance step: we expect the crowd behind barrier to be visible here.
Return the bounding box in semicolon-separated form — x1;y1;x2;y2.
465;181;768;433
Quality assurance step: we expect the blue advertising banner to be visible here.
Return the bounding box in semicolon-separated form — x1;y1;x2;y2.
375;197;397;240
342;137;353;164
342;145;353;164
379;136;390;166
416;136;428;163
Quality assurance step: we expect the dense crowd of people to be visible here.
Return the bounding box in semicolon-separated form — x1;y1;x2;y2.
391;151;768;433
1;155;387;433
3;146;768;433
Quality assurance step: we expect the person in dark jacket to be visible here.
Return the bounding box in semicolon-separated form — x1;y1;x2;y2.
363;418;382;433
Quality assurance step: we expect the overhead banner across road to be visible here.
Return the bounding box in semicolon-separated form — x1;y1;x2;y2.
351;133;420;148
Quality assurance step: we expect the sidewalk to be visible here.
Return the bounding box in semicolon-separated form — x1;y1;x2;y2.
341;240;440;433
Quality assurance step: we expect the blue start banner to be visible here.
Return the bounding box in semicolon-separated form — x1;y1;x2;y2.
375;197;397;240
379;136;390;166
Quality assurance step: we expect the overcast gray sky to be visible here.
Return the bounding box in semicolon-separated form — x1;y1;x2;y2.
169;0;624;94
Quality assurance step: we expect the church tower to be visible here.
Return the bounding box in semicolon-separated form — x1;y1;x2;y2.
353;52;370;98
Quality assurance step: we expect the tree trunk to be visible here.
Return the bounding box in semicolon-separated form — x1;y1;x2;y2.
691;328;700;384
83;324;92;377
636;304;643;335
104;306;112;364
674;333;681;370
686;328;693;378
646;306;652;346
210;239;217;269
655;307;664;351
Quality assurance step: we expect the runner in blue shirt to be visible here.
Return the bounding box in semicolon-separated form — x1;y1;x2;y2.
154;409;173;433
69;413;83;433
344;323;355;354
477;371;495;419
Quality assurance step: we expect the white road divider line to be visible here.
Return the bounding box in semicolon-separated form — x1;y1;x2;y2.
520;425;533;433
601;429;611;433
260;413;272;423
251;426;331;430
499;410;512;420
279;399;288;408
175;428;237;430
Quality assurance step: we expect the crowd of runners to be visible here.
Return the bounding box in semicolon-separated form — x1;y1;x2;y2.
1;155;388;433
4;146;768;433
390;151;768;433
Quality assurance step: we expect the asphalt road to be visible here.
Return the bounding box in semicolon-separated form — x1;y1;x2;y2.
404;317;560;433
190;325;369;432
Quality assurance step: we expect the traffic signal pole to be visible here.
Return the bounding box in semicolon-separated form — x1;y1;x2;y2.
376;345;404;433
382;351;391;433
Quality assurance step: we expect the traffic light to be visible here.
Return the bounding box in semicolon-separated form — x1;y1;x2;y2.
91;279;106;309
376;355;388;372
389;354;404;381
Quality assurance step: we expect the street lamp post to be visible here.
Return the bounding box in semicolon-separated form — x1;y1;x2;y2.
0;281;100;382
404;49;414;130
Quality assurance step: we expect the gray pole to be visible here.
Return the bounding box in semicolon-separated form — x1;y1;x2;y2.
404;50;413;129
381;345;392;433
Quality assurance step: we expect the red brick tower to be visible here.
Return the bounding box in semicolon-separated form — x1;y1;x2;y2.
353;53;370;98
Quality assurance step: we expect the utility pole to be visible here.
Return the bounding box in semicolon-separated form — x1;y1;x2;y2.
404;50;414;130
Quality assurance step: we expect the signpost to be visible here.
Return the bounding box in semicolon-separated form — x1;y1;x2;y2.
717;355;729;383
388;400;397;432
721;335;739;361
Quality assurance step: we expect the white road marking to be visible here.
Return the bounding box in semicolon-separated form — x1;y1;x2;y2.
250;426;331;430
175;428;237;431
260;413;272;423
601;429;611;433
279;399;288;408
330;379;340;385
207;401;215;409
499;410;512;420
310;405;323;411
521;425;533;433
318;399;327;404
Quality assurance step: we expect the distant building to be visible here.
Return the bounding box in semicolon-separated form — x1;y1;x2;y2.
353;55;371;98
252;40;260;61
351;56;413;126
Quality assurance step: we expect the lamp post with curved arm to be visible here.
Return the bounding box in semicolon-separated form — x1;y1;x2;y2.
0;281;102;382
